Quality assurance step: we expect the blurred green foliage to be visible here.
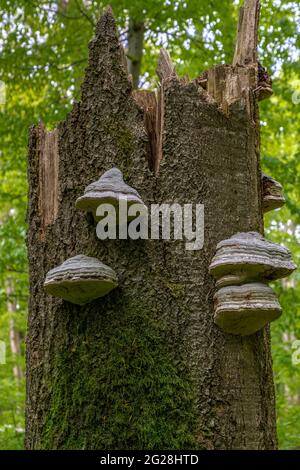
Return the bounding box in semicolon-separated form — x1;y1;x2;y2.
0;0;299;450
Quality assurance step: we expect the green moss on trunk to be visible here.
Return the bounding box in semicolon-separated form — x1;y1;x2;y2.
42;299;197;450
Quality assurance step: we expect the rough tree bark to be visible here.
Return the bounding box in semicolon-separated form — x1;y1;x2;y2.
26;1;277;450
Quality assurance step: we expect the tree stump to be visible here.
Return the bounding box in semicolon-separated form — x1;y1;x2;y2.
26;2;277;450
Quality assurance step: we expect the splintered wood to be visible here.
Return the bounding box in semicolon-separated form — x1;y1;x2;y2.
155;49;179;173
207;65;257;115
207;0;260;114
147;0;260;165
133;90;157;172
233;0;260;66
37;124;59;238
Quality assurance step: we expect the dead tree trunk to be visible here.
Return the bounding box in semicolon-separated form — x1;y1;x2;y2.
26;2;277;449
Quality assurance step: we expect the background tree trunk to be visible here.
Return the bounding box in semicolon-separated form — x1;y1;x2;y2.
6;279;23;383
26;4;277;450
127;17;145;89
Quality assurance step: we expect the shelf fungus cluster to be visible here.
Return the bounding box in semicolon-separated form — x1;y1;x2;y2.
44;167;145;305
75;167;145;222
44;255;118;305
262;172;285;213
209;232;297;336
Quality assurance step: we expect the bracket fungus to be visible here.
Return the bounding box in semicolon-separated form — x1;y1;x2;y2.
254;84;273;102
44;255;118;305
255;63;273;101
75;167;145;221
262;172;285;213
214;283;282;336
209;232;296;286
209;232;297;336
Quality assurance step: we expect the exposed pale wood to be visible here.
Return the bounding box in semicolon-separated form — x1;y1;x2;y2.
133;90;157;171
207;65;228;109
207;0;261;113
207;64;257;116
37;124;58;239
233;0;260;66
155;49;178;173
155;86;164;173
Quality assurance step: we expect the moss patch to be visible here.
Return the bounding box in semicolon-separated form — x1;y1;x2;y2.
41;297;197;450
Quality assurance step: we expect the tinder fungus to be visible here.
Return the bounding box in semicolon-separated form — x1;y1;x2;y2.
255;84;273;101
262;172;285;213
75;167;144;221
214;283;282;336
209;232;297;336
256;64;273;101
209;232;296;286
44;255;118;305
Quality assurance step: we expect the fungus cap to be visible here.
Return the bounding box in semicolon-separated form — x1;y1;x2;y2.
214;282;282;336
75;168;145;220
209;232;296;282
262;172;285;213
44;255;118;305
